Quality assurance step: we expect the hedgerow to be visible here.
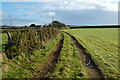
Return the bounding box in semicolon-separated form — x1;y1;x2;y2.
5;27;59;59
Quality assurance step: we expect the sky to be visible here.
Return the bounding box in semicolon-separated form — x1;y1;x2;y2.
0;0;119;26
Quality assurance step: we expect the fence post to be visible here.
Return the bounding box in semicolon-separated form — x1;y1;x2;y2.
7;31;11;41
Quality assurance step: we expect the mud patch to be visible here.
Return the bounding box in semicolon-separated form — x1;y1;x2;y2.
34;33;64;78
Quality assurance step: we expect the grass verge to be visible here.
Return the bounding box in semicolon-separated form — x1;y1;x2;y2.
2;33;61;78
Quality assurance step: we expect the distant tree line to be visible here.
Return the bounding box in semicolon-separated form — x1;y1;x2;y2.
1;20;67;29
30;20;66;28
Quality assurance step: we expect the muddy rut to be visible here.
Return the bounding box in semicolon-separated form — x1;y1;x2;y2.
64;32;105;79
34;33;64;78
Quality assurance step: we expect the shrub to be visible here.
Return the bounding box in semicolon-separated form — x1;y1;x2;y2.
5;27;59;59
5;29;40;59
39;27;59;42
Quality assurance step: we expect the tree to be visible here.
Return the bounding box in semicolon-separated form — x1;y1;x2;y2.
25;25;29;29
48;23;51;27
62;23;66;27
30;24;36;27
52;20;66;28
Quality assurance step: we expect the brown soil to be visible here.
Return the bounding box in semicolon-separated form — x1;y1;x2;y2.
64;32;105;80
33;33;64;78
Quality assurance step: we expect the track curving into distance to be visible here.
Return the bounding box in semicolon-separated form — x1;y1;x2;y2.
34;33;64;78
64;31;105;80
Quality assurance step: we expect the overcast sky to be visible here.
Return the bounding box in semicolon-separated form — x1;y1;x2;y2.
0;0;119;26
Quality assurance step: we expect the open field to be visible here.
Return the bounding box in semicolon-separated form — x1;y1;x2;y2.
1;28;119;79
70;25;119;29
63;28;119;78
2;32;90;78
1;1;119;79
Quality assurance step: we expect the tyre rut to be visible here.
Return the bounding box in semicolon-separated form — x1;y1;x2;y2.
34;33;64;78
64;32;105;79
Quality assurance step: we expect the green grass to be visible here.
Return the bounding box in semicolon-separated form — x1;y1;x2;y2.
49;33;90;78
63;28;119;78
0;33;8;53
2;33;61;78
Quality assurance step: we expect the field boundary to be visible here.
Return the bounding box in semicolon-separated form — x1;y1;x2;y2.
70;26;119;29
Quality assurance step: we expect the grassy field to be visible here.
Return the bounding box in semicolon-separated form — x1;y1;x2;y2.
49;33;90;78
63;28;119;78
1;28;119;78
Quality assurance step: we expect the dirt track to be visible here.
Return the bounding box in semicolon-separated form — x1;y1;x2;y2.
33;31;105;79
34;33;64;78
64;32;105;79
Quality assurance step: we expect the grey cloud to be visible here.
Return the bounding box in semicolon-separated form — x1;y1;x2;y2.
54;9;117;25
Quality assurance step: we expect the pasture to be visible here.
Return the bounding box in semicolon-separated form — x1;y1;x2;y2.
1;28;119;79
63;28;119;78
